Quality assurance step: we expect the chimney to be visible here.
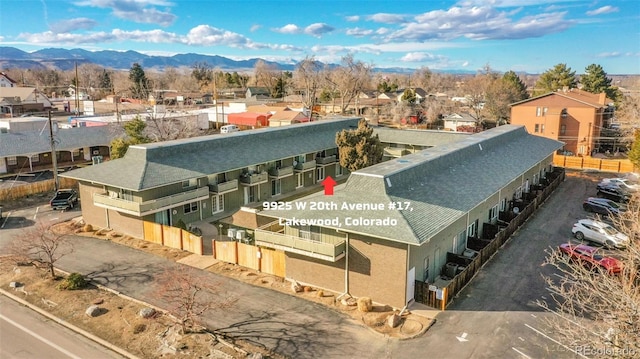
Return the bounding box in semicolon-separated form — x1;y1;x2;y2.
598;92;606;105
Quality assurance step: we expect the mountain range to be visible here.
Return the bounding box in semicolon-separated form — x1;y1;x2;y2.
0;46;474;74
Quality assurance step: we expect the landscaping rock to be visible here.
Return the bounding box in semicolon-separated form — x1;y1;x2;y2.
290;281;303;293
387;313;401;328
93;298;104;305
357;297;372;312
9;281;21;288
85;305;101;317
341;297;357;306
139;307;156;318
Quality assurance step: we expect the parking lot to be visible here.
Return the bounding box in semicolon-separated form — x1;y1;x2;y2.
395;170;629;358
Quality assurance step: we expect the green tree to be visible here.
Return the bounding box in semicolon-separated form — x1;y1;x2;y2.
628;130;640;169
99;69;113;94
502;71;528;101
533;63;577;96
109;117;151;159
401;88;417;104
128;63;150;100
191;62;213;91
581;64;623;104
336;119;384;171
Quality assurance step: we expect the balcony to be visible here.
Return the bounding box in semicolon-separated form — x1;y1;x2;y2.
316;155;336;165
93;186;210;216
208;179;238;194
239;171;268;185
268;165;294;179
254;221;346;262
294;160;316;172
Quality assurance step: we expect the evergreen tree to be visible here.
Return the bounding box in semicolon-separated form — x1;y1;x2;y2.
336;119;384;172
628;130;640;169
99;70;113;94
402;88;417;104
128;63;150;100
109;117;151;159
581;64;623;104
502;71;528;101
534;63;577;96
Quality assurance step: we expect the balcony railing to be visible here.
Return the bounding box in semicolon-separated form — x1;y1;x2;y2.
316;155;336;165
268;166;294;179
294;160;316;172
93;186;210;216
255;222;346;262
208;179;238;194
239;171;268;185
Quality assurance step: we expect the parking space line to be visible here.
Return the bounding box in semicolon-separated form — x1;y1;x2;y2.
33;206;39;220
512;347;532;358
525;323;587;358
1;211;11;228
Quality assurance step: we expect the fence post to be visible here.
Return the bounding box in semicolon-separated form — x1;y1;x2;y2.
211;239;216;258
441;287;447;311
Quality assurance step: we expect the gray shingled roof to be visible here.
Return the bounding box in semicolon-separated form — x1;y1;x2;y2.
262;125;564;246
0;126;120;157
373;127;470;147
61;118;360;191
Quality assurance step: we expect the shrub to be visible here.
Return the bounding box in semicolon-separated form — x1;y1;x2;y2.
317;290;324;298
357;297;372;312
83;224;93;232
58;272;87;290
133;323;146;334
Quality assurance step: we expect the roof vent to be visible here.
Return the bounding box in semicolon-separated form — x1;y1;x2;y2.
397;159;410;163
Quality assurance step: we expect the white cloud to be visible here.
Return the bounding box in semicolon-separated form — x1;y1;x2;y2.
50;18;98;33
274;24;301;34
387;6;572;41
250;24;262;32
368;13;406;24
185;25;251;47
74;0;177;26
586;6;619;16
345;15;359;22
400;52;438;62
304;23;335;37
345;27;373;37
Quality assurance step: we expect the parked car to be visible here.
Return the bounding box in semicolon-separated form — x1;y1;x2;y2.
220;124;239;133
49;189;78;210
598;177;639;191
582;197;626;216
558;243;623;274
571;218;630;248
596;184;633;203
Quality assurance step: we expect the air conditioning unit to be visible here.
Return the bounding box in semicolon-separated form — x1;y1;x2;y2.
444;262;458;278
236;230;246;241
227;228;236;239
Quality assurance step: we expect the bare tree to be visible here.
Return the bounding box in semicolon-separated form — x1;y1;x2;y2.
325;54;371;114
294;56;325;117
144;113;202;141
538;193;640;357
154;266;236;334
7;222;73;278
254;60;281;98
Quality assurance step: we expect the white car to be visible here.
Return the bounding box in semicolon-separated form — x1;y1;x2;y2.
598;178;639;191
571;219;630;249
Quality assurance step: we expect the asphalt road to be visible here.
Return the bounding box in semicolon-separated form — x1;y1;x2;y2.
0;171;620;358
0;295;124;359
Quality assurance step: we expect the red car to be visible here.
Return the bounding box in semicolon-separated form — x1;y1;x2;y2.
558;243;622;274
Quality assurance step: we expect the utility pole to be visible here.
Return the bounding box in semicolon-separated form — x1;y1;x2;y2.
48;110;59;191
74;62;80;116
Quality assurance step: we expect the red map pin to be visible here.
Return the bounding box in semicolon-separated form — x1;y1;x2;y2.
321;176;337;195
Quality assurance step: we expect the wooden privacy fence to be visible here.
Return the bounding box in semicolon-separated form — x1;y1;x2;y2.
416;168;565;310
553;154;635;173
212;239;286;277
0;177;78;201
142;221;204;255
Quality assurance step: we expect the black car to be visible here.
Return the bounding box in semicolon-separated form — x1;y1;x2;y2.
583;197;626;216
596;184;632;203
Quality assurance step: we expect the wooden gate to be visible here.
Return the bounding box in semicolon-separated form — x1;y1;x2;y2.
260;247;286;277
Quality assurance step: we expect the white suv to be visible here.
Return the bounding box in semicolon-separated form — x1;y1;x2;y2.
571;219;629;249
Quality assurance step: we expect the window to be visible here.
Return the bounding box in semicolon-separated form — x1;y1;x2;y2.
467;222;476;238
271;179;281;196
534;124;540;133
184;201;198;214
72;149;80;157
296;173;304;188
316;167;325;182
7;156;17;165
182;178;197;188
453;230;466;254
536;107;542;117
212;194;224;214
541;124;545;133
30;154;39;163
488;205;499;222
499;198;507;212
515;186;523;200
543;107;548;115
335;163;344;176
560;125;566;135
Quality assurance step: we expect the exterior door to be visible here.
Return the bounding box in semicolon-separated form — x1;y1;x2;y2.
406;267;415;304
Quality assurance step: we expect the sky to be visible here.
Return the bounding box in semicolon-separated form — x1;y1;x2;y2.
0;0;639;74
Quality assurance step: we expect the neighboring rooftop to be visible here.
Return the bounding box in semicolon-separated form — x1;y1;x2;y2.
373;126;471;147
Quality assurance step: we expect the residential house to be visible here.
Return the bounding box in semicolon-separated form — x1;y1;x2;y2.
0;125;118;174
60;118;360;239
268;110;309;127
373;127;471;160
510;89;614;156
442;113;479;132
255;125;562;308
0;72;17;88
0;87;53;117
66;85;90;100
246;87;271;99
395;88;428;104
